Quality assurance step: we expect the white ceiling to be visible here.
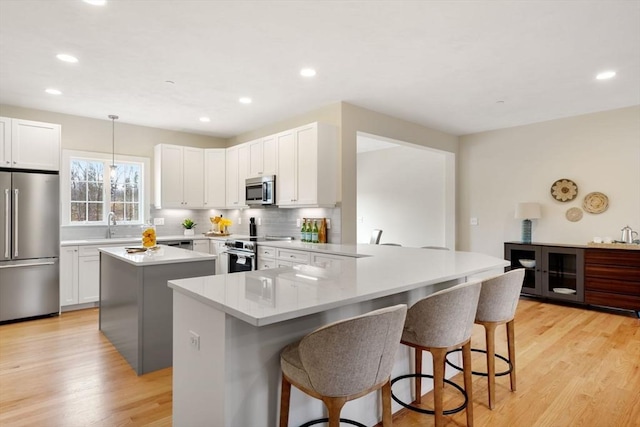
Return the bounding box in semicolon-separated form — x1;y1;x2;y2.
1;1;638;139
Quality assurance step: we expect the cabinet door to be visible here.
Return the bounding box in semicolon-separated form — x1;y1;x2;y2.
295;124;319;205
158;144;185;208
0;117;10;167
192;240;209;254
183;147;204;208
78;255;100;303
504;243;542;295
248;139;264;177
11;119;60;171
542;247;584;302
276;130;296;206
204;149;226;208
60;246;79;306
262;135;277;176
238;144;249;206
225;146;239;207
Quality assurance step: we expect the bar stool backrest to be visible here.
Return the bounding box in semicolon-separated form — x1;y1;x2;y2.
298;304;407;397
403;281;481;348
475;269;525;323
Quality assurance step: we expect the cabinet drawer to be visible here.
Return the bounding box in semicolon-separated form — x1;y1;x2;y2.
276;249;310;264
585;277;640;296
258;258;276;270
585;290;640;311
310;253;346;269
586;249;640;267
79;244;121;257
258;246;276;259
585;264;640;283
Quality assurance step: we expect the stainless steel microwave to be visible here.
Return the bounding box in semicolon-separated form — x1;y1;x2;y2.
245;175;276;206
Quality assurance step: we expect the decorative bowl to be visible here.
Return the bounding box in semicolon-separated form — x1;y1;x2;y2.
519;259;536;268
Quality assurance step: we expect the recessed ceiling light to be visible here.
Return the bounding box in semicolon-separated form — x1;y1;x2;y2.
239;97;252;104
596;71;616;80
56;54;78;63
83;0;107;5
45;88;62;95
300;68;317;77
199;117;211;123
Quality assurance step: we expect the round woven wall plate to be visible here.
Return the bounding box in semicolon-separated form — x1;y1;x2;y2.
565;207;583;222
551;179;578;202
583;192;609;214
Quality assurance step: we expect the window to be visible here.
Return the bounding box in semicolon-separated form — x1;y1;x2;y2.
62;150;150;225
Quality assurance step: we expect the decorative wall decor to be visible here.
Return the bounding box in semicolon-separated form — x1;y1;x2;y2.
565;207;583;222
550;178;578;202
583;192;609;214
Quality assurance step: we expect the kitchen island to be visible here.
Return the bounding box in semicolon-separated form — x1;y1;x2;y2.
168;244;508;426
99;245;216;375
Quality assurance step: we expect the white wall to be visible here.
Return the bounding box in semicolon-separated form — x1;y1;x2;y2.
457;106;640;258
357;145;447;247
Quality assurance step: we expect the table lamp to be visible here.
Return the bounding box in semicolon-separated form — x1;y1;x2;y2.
515;202;541;244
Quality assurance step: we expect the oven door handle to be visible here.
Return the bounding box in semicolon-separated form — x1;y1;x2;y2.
226;249;255;258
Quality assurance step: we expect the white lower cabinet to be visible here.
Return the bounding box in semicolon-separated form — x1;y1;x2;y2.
192;239;209;254
257;246;354;271
60;244;119;310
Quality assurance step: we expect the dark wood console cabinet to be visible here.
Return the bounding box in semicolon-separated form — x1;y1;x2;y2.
585;249;640;317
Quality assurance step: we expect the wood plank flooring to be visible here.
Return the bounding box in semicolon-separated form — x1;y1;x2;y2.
0;300;638;427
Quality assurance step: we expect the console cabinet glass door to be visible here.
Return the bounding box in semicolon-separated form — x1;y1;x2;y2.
505;243;541;296
542;247;584;302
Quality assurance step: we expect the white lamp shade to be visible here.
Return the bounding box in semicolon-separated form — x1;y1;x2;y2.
515;202;541;219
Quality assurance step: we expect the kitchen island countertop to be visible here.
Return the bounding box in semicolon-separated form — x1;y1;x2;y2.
99;245;216;267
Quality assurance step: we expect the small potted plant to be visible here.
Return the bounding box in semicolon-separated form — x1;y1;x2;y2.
182;218;196;236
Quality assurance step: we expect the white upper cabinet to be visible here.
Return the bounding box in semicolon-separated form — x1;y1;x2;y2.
154;144;204;208
276;122;337;207
1;117;60;171
204;149;226;208
248;135;278;178
225;144;249;208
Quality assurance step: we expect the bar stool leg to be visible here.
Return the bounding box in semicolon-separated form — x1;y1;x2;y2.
381;379;393;427
462;341;474;427
431;348;447;427
485;323;498;409
280;374;291;427
507;320;516;391
323;397;347;427
415;348;423;404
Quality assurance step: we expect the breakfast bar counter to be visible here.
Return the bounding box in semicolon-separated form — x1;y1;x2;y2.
168;245;508;426
99;245;216;375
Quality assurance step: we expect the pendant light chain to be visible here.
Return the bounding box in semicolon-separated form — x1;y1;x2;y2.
108;114;119;175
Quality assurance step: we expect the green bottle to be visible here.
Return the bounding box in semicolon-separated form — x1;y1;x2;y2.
301;219;307;242
312;220;319;243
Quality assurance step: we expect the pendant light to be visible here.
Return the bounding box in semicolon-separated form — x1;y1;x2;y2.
108;114;119;178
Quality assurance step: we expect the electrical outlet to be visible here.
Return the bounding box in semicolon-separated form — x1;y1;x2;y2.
357;216;364;223
326;219;331;229
189;331;200;350
296;218;301;227
257;217;262;226
470;217;479;226
153;217;164;226
238;217;242;225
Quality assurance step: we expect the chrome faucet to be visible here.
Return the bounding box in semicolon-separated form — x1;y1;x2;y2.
107;211;117;238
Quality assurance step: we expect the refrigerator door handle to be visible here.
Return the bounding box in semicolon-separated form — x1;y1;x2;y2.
4;189;9;259
14;189;19;257
0;261;56;269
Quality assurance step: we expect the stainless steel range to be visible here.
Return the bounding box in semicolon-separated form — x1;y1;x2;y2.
225;236;293;273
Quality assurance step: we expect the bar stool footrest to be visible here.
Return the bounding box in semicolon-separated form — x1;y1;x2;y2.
390;373;468;415
299;418;367;427
445;348;512;377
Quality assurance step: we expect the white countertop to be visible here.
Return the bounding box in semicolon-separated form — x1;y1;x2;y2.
99;245;217;266
168;245;508;326
61;234;248;246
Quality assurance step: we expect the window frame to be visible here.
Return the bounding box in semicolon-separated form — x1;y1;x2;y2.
61;149;151;226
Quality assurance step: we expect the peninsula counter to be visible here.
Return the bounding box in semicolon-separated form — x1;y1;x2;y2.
169;245;508;426
99;245;216;375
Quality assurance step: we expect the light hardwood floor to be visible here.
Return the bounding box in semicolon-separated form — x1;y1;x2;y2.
0;299;638;427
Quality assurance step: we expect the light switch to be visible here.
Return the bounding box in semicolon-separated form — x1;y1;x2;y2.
470;217;479;226
153;217;164;225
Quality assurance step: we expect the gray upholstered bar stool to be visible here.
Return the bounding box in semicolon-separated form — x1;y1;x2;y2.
446;269;525;409
279;304;407;427
391;281;481;427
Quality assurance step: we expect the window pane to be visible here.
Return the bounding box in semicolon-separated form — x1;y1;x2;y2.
71;181;87;202
87;203;103;222
71;202;86;222
87;183;103;201
70;160;87;181
112;202;124;220
112;183;124;202
130;203;139;221
87;162;104;182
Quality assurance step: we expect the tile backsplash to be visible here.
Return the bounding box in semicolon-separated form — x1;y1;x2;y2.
61;206;341;243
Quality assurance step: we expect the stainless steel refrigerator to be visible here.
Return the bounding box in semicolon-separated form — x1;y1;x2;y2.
0;170;59;322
